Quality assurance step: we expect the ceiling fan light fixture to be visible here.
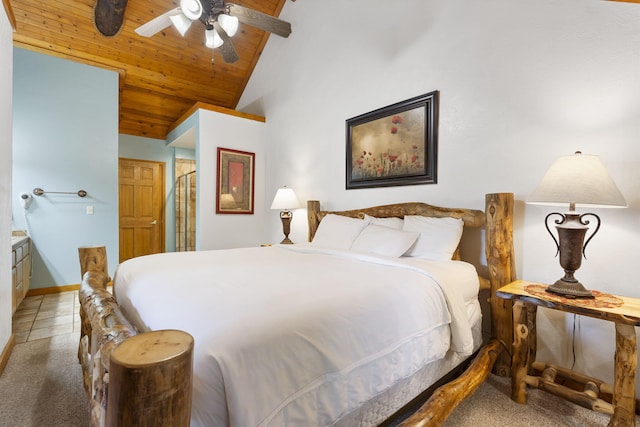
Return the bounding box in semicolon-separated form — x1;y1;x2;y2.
205;26;224;48
169;13;192;36
179;0;203;20
218;13;239;37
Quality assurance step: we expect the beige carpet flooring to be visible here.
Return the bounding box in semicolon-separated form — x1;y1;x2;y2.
443;373;640;427
1;330;638;427
0;332;88;427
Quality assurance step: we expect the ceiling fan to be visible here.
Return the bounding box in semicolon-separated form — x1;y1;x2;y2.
135;0;292;64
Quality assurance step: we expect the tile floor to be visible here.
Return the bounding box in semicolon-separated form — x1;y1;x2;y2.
11;290;81;343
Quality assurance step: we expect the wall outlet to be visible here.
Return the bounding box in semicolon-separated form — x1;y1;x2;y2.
86;206;94;215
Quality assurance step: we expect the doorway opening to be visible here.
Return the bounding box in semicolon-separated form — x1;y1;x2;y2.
175;159;196;251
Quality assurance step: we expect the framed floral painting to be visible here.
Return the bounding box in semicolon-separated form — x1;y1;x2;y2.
346;91;439;189
216;147;255;214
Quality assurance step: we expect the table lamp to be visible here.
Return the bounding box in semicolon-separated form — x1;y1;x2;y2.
270;186;301;244
527;151;626;298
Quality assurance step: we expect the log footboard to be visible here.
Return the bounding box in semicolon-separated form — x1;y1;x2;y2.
77;246;193;427
78;246;138;425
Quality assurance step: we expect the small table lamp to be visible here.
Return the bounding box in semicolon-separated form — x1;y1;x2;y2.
528;151;626;298
270;186;301;244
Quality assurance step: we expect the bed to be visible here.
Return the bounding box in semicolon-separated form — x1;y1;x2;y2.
77;193;515;427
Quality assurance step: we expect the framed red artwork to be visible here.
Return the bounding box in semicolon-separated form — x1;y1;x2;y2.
216;147;255;214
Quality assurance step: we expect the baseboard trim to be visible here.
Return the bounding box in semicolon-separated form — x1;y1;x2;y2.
0;334;16;376
26;284;80;296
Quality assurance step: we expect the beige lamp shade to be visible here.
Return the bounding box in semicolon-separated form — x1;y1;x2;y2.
270;186;301;210
527;152;626;208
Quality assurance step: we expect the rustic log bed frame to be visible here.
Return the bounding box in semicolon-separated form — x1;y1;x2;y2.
77;192;515;427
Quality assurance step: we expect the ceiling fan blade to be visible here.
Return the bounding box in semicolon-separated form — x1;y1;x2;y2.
213;21;239;63
226;3;291;38
135;7;180;37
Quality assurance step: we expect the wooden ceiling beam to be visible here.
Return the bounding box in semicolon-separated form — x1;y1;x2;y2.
2;0;17;30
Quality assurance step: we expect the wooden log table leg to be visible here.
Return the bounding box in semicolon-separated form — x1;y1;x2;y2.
526;304;537;375
610;322;637;427
512;301;530;404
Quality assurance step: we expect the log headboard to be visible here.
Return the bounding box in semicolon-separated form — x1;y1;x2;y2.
307;200;485;241
307;200;485;262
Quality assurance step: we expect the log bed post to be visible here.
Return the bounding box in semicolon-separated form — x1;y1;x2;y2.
308;200;321;242
77;246;193;427
106;330;194;426
485;192;516;376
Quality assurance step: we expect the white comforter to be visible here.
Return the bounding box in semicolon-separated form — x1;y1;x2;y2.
113;245;478;427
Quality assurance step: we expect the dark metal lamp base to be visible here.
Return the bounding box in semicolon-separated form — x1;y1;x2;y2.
546;279;594;299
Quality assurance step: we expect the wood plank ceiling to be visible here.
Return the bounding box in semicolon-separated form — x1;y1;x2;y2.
9;0;288;139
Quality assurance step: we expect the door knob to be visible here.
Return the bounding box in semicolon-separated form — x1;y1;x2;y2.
150;220;157;225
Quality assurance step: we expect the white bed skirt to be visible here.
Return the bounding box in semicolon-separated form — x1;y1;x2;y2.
335;310;483;426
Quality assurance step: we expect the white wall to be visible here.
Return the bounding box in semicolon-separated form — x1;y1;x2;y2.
0;7;14;353
196;110;267;249
239;0;640;386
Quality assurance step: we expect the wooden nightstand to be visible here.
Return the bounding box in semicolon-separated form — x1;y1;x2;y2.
497;280;640;427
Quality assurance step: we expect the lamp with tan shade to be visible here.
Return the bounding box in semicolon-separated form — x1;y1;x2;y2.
528;151;626;298
270;186;301;244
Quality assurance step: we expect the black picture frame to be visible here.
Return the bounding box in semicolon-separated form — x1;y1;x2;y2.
346;91;439;189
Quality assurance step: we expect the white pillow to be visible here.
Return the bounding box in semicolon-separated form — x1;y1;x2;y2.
311;214;370;249
363;214;404;230
402;215;464;261
351;224;419;257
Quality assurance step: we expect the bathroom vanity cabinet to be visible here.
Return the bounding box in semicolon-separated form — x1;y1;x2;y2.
11;234;31;314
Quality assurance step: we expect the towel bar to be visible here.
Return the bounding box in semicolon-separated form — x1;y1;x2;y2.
33;188;87;197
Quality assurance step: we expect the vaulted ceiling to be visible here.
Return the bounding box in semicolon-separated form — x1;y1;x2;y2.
7;0;289;139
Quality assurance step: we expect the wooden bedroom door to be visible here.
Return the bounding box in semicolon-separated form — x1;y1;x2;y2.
119;158;166;263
